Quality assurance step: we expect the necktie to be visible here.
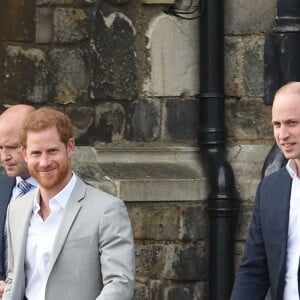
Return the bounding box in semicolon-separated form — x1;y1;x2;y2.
3;181;33;277
17;180;33;197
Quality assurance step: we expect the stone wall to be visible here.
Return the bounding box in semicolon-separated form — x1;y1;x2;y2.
0;0;278;299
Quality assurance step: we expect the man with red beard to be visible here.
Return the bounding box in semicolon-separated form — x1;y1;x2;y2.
3;107;135;300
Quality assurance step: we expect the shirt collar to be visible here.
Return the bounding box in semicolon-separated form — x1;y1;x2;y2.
16;176;38;188
33;172;77;214
286;159;298;179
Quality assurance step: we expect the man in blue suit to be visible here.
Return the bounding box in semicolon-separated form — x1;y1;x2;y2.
231;81;300;299
0;105;37;299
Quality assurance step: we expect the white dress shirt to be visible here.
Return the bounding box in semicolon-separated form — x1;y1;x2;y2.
284;160;300;299
25;173;77;300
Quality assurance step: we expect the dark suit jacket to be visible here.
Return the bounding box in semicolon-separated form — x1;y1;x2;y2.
231;167;292;300
0;174;15;280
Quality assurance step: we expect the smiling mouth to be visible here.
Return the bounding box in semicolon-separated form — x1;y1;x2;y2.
280;143;295;150
5;164;16;168
39;169;55;173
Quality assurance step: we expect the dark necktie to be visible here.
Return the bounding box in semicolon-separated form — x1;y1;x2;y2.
3;181;33;277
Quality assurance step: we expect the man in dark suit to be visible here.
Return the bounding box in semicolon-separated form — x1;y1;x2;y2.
231;81;300;300
0;105;37;299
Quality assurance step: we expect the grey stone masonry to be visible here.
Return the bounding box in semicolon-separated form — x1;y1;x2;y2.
0;0;278;298
70;144;272;299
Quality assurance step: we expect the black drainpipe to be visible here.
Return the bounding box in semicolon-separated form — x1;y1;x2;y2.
263;0;300;178
198;0;239;299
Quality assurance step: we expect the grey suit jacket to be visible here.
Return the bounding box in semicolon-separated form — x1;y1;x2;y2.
3;176;135;300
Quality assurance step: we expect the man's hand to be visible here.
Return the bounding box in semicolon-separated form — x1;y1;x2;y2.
0;280;5;299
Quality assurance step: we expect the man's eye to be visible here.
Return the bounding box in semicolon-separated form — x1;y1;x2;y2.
288;121;297;126
29;151;40;157
0;145;20;151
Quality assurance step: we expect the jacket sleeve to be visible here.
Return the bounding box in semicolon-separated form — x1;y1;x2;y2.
231;181;269;300
96;199;135;300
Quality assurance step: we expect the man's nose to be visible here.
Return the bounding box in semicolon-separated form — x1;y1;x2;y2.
278;126;289;140
39;153;51;166
1;149;12;161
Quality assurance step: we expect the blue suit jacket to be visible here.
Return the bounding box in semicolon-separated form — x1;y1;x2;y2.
0;174;15;280
231;167;292;300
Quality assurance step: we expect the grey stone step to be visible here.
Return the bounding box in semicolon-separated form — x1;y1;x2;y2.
72;144;273;202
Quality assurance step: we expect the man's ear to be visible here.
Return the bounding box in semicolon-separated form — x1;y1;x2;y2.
21;146;27;163
67;138;75;157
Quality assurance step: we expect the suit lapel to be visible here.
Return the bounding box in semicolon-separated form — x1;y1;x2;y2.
15;193;36;255
0;175;15;233
0;175;15;275
48;178;87;274
9;190;36;283
271;168;292;299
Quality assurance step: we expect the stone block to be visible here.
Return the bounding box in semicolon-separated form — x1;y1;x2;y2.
166;285;194;300
235;203;254;241
163;98;199;142
134;282;149;300
127;202;180;240
135;243;165;280
53;7;89;44
228;144;273;171
165;283;207;300
163;244;207;281
225;98;273;142
37;0;73;5
234;241;247;270
65;106;95;139
71;161;118;195
143;14;199;97
36;7;54;44
0;0;35;41
244;37;265;97
225;0;276;34
89;6;137;100
48;47;89;103
96;162;205;201
74;102;125;144
225;35;265;98
109;0;129;3
149;280;164;300
227;144;274;200
224;36;245;97
179;204;208;241
126;99;161;142
0;45;48;103
119;178;206;202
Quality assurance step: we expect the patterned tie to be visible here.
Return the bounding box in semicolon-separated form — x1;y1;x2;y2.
17;180;33;197
3;181;33;277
